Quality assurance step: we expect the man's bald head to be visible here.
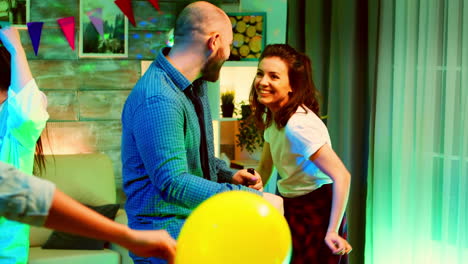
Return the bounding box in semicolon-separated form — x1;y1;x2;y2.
173;1;232;45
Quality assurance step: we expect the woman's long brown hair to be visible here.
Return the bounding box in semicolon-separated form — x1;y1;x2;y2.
249;44;321;130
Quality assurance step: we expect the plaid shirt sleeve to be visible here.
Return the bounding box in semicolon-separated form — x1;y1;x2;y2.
215;158;238;183
131;93;259;210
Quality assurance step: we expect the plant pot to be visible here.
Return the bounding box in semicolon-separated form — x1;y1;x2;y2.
221;104;235;117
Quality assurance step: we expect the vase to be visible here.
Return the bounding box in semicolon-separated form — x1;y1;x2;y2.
221;104;235;117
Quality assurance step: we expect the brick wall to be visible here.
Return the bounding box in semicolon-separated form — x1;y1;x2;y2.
22;0;238;203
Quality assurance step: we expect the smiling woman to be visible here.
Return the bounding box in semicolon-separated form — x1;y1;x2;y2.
249;44;351;263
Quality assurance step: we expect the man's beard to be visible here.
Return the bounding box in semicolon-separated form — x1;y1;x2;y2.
201;48;225;82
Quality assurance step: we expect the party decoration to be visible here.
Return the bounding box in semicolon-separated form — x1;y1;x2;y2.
27;22;44;56
147;0;160;11
114;0;136;27
86;8;104;38
176;191;292;264
57;17;75;50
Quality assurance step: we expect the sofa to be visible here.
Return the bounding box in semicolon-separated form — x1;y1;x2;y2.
28;153;133;264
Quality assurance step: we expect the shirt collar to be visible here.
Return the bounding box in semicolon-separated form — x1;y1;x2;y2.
155;47;193;93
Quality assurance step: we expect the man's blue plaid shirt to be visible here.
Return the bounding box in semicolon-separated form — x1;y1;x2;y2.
121;48;261;241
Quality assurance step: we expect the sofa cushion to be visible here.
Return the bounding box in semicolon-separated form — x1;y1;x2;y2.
41;204;120;250
30;153;117;247
30;226;53;247
28;247;120;264
38;154;116;205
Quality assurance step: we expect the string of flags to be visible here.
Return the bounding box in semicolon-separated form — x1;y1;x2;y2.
1;0;160;55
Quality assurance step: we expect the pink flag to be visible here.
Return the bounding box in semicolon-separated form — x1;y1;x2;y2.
86;8;104;38
57;17;75;50
26;22;44;56
114;0;136;27
147;0;160;11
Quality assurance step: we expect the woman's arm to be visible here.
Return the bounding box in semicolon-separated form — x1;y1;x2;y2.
0;162;176;262
45;190;176;262
310;143;352;255
256;142;274;185
0;26;32;93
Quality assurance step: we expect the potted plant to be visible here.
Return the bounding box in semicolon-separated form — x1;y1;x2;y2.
235;103;264;159
220;90;235;117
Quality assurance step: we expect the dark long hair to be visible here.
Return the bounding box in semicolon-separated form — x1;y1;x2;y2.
0;46;10;92
249;44;321;130
0;46;46;173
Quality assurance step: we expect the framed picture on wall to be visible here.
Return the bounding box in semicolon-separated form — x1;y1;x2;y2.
79;0;128;58
0;0;29;27
227;12;266;61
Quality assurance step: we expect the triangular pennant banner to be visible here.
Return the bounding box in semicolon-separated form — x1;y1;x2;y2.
57;17;75;50
114;0;136;27
26;22;44;56
86;8;104;38
147;0;160;11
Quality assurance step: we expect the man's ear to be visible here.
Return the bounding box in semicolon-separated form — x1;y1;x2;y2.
207;32;220;52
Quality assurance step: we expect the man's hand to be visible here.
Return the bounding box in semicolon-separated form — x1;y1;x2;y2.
232;169;263;191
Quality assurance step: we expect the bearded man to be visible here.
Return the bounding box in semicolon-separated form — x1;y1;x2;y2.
121;2;282;263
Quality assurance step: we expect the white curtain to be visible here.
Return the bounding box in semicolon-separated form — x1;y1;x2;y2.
366;0;468;263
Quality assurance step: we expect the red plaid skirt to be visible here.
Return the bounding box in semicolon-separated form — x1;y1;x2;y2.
282;184;348;264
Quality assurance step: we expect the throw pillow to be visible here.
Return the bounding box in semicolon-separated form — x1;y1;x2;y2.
41;203;120;250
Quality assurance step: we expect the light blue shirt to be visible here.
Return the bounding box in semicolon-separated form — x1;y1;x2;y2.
0;162;55;226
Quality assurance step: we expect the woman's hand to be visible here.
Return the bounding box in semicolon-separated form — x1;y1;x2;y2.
324;230;352;255
0;26;23;55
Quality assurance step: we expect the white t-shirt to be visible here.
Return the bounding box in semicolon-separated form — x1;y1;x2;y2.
0;79;49;173
264;106;333;198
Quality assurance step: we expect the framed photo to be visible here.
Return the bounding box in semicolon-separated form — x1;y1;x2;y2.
0;0;29;27
79;0;128;58
227;12;266;61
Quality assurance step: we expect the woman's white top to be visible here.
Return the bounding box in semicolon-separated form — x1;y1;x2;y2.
264;106;333;198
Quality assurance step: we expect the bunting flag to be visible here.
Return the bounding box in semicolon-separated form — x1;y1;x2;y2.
86;8;104;38
147;0;160;11
57;17;75;50
114;0;136;27
26;22;43;56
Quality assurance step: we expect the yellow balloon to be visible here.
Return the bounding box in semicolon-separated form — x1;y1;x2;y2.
176;191;292;264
